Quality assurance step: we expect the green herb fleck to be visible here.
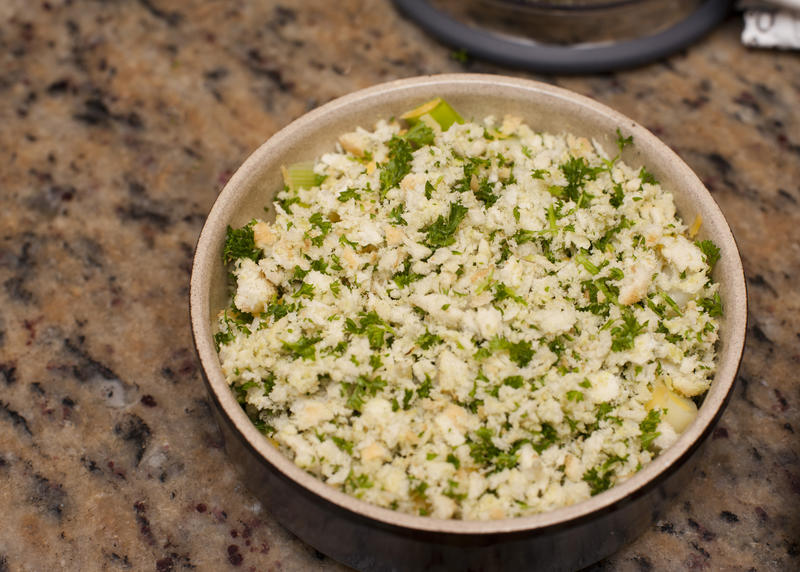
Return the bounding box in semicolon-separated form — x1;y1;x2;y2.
422;202;469;249
417;374;433;399
532;423;558;454
575;250;600;275
639;166;658;185
392;259;424;289
660;291;683;316
292;282;315;299
475;336;534;368
342;374;388;412
616;128;633;154
473;178;498;208
494;282;526;305
417;330;443;350
344;311;393;350
265;300;300;321
404;122;435;149
608;181;624;208
281;335;322;361
337;188;361;202
310;258;328;273
223;222;262;264
424;180;435;199
640;409;662;451
566;390;585;402
402;388;414;410
345;471;373;491
698;291;723;317
610;308;647;352
389;204;408;226
331;436;354;455
276;195;304;215
583;454;627;495
552;156;603;207
695;239;721;270
308;212;332;246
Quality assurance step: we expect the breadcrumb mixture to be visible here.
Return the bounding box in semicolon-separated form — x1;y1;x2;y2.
215;112;720;520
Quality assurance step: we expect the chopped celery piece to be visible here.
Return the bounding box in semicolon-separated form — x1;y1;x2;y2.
646;382;697;433
688;214;702;239
401;98;464;131
283;161;318;192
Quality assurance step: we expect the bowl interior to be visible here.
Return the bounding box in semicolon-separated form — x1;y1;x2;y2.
191;74;746;534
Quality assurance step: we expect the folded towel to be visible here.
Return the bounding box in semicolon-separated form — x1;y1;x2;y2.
738;1;800;49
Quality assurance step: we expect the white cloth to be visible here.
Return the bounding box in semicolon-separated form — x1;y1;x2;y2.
738;1;800;49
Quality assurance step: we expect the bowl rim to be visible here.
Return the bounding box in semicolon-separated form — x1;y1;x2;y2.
190;73;747;535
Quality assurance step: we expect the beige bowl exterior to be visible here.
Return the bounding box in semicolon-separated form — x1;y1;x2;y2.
190;74;746;571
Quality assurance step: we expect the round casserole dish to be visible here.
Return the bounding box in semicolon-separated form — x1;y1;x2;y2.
190;74;747;572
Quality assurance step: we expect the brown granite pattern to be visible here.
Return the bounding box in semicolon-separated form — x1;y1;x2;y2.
1;1;798;570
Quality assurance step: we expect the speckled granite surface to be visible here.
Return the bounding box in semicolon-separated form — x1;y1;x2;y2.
1;1;798;570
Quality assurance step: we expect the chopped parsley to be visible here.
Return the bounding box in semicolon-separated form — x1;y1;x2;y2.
265;300;300;321
292;282;315;299
468;427;518;473
417;330;443;350
331;435;354;455
213;329;234;351
610;308;647;352
695;239;721;270
639;409;662;451
310;258;328;273
345;471;373;491
345;311;393;350
454;157;489;194
575;250;601;275
416;374;433;399
583;454;627;495
223;221;262;264
342;374;388;412
424;180;435;199
337;188;361;202
379;136;413;197
276;195;303;215
494;282;526;305
638;166;658;185
473;178;498;207
552;156;603;208
281;335;321;361
422;202;469;249
389;204;408;226
698;291;723;317
392;259;423;289
566;390;585;402
616;128;633;154
308;212;332;246
475;336;534;368
609;182;625;208
404;122;435;149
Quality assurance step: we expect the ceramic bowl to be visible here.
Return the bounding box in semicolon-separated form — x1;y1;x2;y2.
190;74;746;572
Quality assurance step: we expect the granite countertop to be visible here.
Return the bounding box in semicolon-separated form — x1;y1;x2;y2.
1;1;798;570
